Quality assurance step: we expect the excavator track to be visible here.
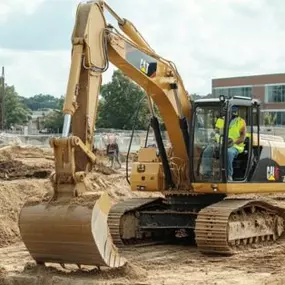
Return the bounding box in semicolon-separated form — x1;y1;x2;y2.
108;198;162;248
195;199;285;255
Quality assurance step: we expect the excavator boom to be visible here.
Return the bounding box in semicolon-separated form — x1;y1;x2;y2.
18;0;191;268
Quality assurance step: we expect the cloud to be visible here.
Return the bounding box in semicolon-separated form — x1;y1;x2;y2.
0;48;114;98
0;0;44;22
111;0;285;93
0;48;70;97
1;0;285;98
0;1;74;50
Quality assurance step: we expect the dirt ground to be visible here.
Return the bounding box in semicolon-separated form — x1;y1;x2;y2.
1;145;285;284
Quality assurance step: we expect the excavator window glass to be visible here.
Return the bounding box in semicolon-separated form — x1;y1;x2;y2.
228;105;253;181
192;105;225;182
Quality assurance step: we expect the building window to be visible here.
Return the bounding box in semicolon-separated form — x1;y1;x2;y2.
213;86;252;98
265;84;285;103
264;111;285;126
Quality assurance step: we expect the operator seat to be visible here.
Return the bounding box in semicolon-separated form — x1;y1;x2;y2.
232;137;250;179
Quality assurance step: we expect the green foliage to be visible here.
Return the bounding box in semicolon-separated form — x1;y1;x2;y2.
264;113;276;126
4;85;32;129
96;70;150;130
20;94;62;110
189;93;214;102
41;96;64;133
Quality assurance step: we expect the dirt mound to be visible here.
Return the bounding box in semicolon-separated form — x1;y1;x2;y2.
30;261;146;279
0;266;7;277
0;260;147;285
0;179;52;247
0;146;54;246
0;145;52;160
0;171;133;247
0;145;53;180
0;160;51;180
0;143;138;247
93;161;118;175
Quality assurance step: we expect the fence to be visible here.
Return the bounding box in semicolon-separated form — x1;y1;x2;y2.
1;126;285;150
0;130;162;152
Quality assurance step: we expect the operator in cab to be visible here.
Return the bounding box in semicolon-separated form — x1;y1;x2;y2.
214;110;225;143
227;106;246;180
201;105;246;181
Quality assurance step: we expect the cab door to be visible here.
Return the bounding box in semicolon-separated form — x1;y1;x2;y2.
227;104;255;181
191;103;225;182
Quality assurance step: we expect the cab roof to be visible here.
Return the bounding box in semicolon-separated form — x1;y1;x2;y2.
194;96;260;107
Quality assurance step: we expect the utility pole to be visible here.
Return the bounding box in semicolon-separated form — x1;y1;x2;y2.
0;67;4;130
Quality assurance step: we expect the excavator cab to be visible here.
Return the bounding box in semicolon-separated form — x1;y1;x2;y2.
191;96;260;183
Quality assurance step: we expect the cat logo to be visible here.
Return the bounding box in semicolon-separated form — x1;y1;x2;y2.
267;166;275;181
140;59;150;75
267;166;279;181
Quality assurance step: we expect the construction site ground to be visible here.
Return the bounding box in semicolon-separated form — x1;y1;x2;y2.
1;145;285;284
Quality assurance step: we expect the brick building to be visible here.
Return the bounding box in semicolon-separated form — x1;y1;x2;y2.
212;73;285;125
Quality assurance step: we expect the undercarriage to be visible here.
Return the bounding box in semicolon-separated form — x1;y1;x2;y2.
108;194;285;254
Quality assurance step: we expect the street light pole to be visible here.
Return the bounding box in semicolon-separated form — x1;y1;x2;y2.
1;67;5;130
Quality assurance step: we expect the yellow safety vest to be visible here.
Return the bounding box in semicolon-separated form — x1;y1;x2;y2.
229;117;246;153
215;117;224;142
215;118;224;129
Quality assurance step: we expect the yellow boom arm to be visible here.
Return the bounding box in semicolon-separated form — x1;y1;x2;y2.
59;1;192;192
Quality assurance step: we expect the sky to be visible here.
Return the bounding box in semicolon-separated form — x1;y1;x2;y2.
1;0;285;98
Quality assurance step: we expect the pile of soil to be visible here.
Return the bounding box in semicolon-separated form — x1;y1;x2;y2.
0;172;133;247
0;144;146;247
3;146;285;284
0;145;53;180
0;261;148;285
0;145;53;160
0;145;53;246
0;179;52;247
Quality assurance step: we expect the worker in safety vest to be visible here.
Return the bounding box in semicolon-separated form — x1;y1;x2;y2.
106;133;121;169
227;106;246;180
201;105;246;181
214;115;225;143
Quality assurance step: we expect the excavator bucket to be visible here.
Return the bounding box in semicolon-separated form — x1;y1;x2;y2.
19;192;126;268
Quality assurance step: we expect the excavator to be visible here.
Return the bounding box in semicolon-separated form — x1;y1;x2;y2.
19;0;285;269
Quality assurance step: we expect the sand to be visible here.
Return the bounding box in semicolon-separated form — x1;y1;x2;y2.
1;145;285;284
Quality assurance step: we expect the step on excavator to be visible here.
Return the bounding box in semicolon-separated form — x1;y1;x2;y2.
19;0;285;268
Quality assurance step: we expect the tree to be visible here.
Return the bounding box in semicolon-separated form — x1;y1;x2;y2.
20;94;63;111
189;93;214;102
19;94;62;111
4;85;32;129
96;70;150;130
264;113;276;127
42;96;64;133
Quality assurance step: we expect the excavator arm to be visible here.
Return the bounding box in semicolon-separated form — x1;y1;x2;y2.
19;0;192;269
63;0;191;183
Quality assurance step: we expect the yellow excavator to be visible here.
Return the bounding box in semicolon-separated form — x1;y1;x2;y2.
19;0;285;268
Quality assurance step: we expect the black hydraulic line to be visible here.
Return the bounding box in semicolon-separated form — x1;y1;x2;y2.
179;117;189;156
169;82;189;156
144;123;151;147
126;96;145;185
151;116;175;189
